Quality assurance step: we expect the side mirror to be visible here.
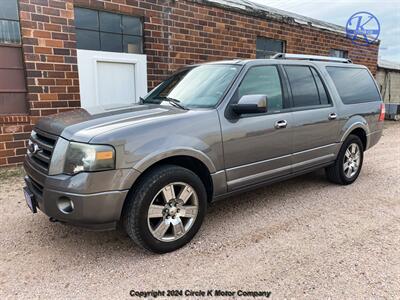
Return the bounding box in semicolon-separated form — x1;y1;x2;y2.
231;94;268;115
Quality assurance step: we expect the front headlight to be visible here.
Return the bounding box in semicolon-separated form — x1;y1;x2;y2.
63;142;115;175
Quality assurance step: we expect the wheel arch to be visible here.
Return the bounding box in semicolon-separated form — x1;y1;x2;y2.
340;118;369;150
124;153;215;208
133;148;217;174
347;127;367;150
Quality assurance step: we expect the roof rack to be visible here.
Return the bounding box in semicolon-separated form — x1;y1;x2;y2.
272;53;352;63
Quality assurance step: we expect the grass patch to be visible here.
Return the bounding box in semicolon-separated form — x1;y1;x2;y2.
0;166;25;181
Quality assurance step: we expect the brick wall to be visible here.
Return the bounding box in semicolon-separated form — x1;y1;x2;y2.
0;0;379;167
19;0;80;120
0;116;32;166
0;0;80;166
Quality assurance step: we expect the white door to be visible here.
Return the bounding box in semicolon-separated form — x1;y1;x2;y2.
77;49;147;113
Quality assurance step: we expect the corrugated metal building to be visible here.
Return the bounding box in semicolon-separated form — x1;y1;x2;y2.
376;59;400;103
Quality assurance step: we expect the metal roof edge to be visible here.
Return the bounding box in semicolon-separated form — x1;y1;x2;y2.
191;0;380;45
378;59;400;71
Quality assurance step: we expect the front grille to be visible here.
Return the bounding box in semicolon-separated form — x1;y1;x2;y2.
27;129;58;174
29;175;44;196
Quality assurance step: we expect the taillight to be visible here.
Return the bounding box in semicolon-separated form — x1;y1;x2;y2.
378;103;385;122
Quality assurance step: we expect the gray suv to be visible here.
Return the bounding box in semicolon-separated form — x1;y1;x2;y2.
23;54;384;253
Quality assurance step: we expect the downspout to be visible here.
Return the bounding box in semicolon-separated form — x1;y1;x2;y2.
163;1;173;73
388;72;391;103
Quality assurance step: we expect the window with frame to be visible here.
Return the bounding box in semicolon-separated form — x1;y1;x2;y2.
238;66;284;112
74;7;143;54
0;0;27;114
284;66;330;108
0;0;21;44
329;49;348;58
256;37;285;59
326;67;381;104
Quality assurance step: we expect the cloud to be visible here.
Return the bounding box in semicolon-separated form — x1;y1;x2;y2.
251;0;400;62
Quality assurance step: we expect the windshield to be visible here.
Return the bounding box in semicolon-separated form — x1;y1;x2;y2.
144;64;240;108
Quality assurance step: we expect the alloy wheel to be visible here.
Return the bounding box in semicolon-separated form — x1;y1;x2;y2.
343;143;361;178
147;182;199;242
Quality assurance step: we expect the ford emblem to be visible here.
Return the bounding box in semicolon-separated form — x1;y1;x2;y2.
28;141;40;154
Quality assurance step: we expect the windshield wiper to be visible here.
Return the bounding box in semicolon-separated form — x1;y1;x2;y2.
141;96;189;110
162;97;188;110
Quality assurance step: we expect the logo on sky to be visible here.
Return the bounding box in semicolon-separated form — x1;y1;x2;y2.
346;12;380;46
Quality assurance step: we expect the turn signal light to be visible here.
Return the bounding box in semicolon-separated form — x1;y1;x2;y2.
96;151;114;160
378;103;385;122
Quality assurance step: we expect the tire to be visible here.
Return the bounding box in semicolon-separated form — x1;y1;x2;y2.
326;134;364;185
122;164;207;253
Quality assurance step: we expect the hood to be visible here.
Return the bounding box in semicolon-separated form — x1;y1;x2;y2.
35;104;186;142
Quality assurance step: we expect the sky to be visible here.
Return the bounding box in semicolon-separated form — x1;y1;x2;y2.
251;0;400;62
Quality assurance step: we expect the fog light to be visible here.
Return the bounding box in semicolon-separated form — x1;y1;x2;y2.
57;197;74;214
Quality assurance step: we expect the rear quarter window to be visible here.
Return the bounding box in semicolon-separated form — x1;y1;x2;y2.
326;67;381;104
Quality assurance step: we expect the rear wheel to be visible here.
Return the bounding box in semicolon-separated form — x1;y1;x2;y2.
326;134;364;185
122;165;207;253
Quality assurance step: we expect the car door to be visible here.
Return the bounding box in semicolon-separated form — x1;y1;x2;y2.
219;64;293;191
283;64;340;172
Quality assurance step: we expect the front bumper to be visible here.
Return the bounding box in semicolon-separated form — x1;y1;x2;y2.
23;159;134;230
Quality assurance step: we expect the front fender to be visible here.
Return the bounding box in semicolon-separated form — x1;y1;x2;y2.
133;147;217;174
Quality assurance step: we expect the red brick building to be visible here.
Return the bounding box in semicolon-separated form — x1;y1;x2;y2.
0;0;379;167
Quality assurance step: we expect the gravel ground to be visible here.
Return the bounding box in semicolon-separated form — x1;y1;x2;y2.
1;122;399;299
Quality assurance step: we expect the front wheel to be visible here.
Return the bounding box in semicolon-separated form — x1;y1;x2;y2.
122;165;207;253
326;134;364;185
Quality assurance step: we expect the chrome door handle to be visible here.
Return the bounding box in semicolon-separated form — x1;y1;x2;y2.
328;113;337;120
275;120;288;129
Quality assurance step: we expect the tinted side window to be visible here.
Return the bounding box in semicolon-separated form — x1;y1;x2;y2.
326;67;381;104
284;66;321;107
311;68;329;105
238;66;283;111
